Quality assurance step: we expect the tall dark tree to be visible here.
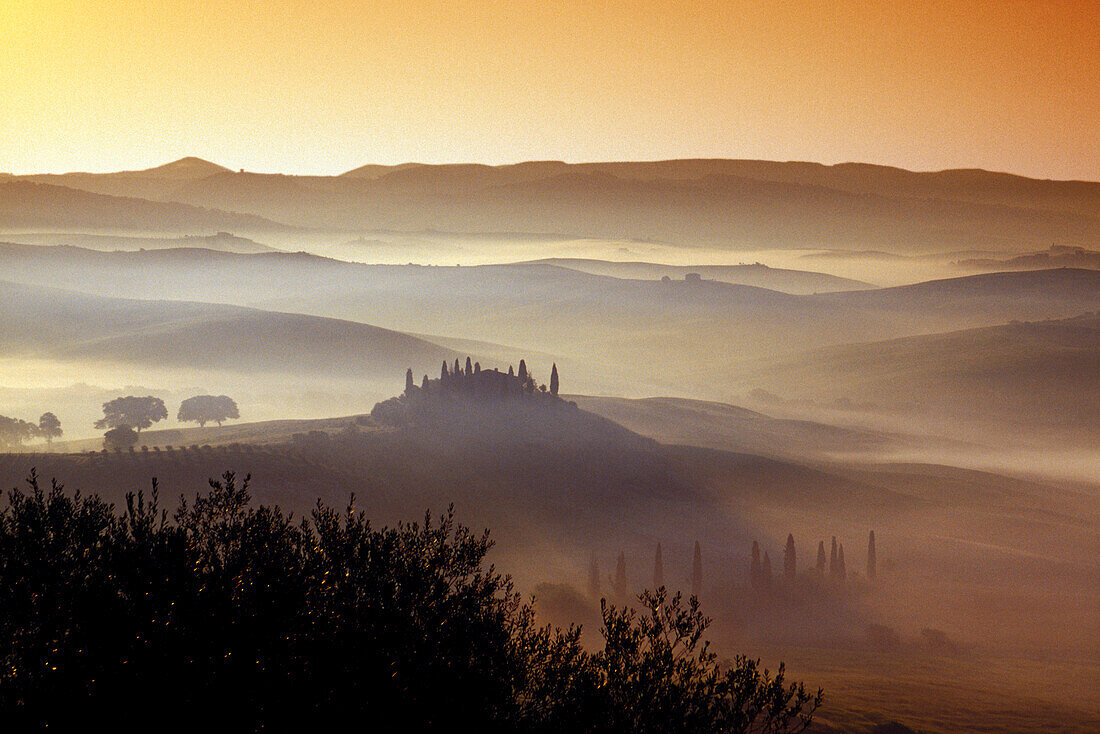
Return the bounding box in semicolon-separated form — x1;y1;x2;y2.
750;541;762;587
507;365;514;377
614;552;628;599
550;363;559;396
653;543;664;589
474;361;481;374
867;530;877;580
465;356;473;376
691;540;702;598
405;368;415;393
829;537;838;578
816;541;827;574
38;412;62;446
836;544;846;582
454;358;462;377
441;361;449;383
783;534;797;581
177;395;239;428
518;359;527;383
94;396;167;433
422;374;429;389
588;558;600;598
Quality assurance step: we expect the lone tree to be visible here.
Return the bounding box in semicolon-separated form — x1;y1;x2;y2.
103;425;138;451
94;396;168;433
405;368;415;393
177;395;240;428
550;363;559;396
816;541;827;573
38;412;62;446
0;416;38;449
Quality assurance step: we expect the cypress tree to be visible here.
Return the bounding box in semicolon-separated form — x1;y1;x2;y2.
829;537;838;578
508;365;514;377
518;359;527;383
653;543;664;589
614;552;628;599
783;533;796;581
474;361;481;374
867;530;877;580
454;358;462;377
441;361;449;382
421;374;429;390
588;558;600;598
691;540;702;598
550;363;559;396
465;356;473;376
837;544;847;581
816;541;827;573
750;541;761;588
405;368;414;393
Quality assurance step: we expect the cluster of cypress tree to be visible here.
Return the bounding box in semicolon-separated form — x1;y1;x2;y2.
405;358;560;402
750;531;878;588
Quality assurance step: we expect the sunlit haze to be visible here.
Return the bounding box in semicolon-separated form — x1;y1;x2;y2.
3;0;1098;178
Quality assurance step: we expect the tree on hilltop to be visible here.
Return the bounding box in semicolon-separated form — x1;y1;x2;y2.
550;363;559;396
94;396;168;433
177;395;240;428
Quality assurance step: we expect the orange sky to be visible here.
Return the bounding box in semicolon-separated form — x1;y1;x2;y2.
2;0;1098;179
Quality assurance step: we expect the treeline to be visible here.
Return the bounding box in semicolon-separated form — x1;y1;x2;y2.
591;532;880;604
0;471;821;732
0;395;240;452
0;412;62;449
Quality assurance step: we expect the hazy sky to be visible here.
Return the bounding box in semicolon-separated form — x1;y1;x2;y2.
3;0;1098;179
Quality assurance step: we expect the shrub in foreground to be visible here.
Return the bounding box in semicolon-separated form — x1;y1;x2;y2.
0;470;820;732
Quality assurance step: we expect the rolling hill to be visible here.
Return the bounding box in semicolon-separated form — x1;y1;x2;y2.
0;279;459;379
522;258;873;294
0;180;286;233
3;244;1099;401
744;312;1100;440
9;158;1100;252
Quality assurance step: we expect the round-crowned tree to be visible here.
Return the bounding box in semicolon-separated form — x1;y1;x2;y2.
103;425;138;451
177;395;240;428
94;396;168;433
38;412;62;446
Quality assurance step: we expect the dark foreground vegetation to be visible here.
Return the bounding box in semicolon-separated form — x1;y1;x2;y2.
0;470;820;733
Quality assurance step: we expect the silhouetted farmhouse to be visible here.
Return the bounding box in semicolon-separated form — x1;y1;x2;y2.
372;358;569;425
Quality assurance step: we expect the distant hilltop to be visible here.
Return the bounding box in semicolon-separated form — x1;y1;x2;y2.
372;358;565;426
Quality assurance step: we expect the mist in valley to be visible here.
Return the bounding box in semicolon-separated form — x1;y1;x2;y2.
3;116;1100;734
